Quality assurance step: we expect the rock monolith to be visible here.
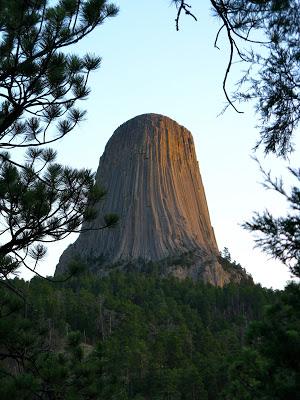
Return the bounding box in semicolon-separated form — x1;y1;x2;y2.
55;114;249;286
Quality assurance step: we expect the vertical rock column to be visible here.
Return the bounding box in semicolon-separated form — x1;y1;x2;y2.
55;113;219;275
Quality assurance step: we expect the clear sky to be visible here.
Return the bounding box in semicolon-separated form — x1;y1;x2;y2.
20;0;300;289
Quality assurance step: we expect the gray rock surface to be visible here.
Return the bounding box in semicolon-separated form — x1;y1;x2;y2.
55;114;249;286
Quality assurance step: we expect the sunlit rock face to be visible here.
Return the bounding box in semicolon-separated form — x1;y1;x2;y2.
55;114;248;286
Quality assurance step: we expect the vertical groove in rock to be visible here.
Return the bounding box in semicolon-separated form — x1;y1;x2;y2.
55;114;240;286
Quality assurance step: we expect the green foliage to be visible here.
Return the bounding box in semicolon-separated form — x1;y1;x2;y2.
0;284;102;399
173;0;300;157
0;0;118;278
104;213;119;227
226;282;300;399
0;271;275;399
0;0;118;148
0;1;120;391
244;165;300;278
215;0;300;156
219;248;249;278
221;247;231;262
0;151;108;279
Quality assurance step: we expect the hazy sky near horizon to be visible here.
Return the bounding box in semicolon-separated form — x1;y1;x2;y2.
20;1;300;289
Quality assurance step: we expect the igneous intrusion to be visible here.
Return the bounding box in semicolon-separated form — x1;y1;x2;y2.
56;114;248;286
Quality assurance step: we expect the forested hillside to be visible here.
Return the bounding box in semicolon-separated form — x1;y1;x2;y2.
0;265;278;400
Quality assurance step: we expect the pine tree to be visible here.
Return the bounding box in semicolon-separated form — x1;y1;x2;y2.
243;164;300;278
172;0;300;157
226;283;300;400
0;0;119;282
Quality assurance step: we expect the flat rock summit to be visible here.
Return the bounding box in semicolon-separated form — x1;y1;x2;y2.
56;114;249;286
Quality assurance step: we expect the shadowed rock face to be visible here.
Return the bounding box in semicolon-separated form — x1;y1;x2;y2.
55;114;248;286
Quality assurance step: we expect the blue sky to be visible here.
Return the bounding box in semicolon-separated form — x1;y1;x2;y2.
20;1;300;288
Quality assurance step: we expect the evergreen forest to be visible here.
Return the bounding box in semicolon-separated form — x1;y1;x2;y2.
1;259;299;399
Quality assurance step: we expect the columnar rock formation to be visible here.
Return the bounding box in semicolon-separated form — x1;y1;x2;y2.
56;114;248;286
